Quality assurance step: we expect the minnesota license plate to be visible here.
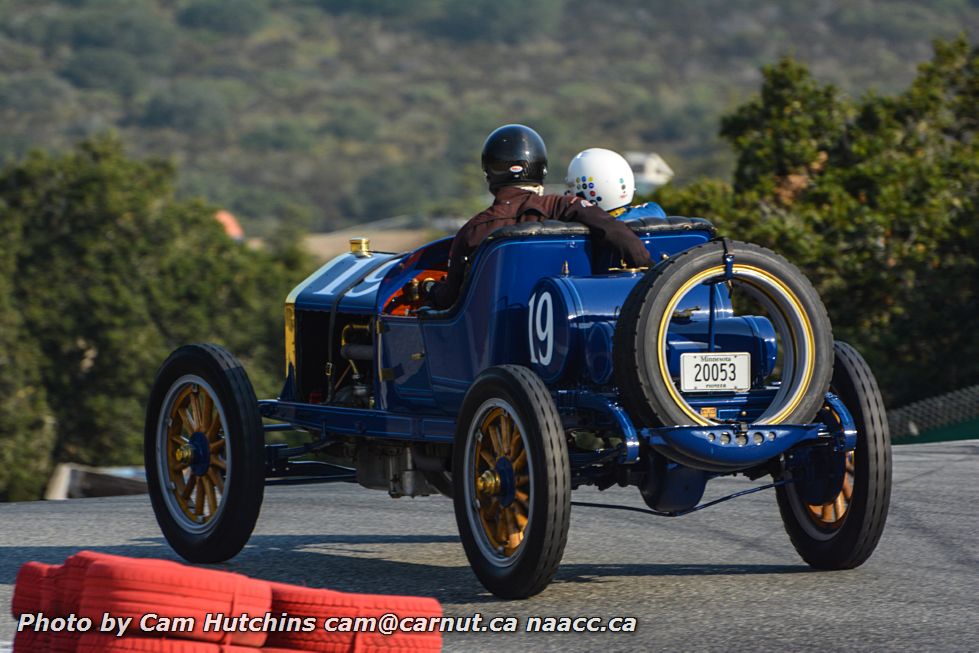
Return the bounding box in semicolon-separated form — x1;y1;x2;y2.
680;352;751;393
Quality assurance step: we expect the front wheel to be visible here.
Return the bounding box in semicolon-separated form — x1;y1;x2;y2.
776;341;891;568
144;344;265;563
453;365;570;599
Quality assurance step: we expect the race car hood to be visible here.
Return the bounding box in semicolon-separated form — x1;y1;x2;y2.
286;251;403;313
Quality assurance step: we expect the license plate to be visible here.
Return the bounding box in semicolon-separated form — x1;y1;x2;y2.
680;352;751;393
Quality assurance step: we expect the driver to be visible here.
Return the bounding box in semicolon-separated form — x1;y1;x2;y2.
429;125;651;309
566;147;667;219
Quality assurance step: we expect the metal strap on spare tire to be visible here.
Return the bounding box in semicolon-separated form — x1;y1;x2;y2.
326;255;402;403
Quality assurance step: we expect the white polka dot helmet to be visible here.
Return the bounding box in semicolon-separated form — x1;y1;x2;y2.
565;148;636;212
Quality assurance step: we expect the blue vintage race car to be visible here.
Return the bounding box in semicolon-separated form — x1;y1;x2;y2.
145;215;891;598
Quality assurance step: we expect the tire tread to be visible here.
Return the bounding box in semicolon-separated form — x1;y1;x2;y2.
776;341;891;569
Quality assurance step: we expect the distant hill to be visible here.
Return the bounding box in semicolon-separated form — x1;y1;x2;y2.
2;0;977;234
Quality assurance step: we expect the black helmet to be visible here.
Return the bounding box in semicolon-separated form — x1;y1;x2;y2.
481;124;548;190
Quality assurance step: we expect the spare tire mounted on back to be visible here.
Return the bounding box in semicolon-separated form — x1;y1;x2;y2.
614;239;834;429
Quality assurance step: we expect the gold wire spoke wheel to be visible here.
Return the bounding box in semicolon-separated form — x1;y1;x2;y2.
804;450;856;529
453;365;570;598
146;344;264;564
471;407;531;558
158;375;231;532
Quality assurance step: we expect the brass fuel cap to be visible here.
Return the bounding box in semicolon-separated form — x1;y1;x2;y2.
349;237;372;257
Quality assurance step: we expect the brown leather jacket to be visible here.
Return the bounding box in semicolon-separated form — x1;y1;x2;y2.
430;186;651;309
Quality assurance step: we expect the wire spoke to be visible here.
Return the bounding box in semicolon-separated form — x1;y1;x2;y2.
479;447;496;467
182;408;198;433
479;512;499;548
504;508;519;550
495;510;508;545
207;467;225;493
194;477;205;516
200;392;214;432
821;503;833;522
499;417;511;456
205;418;221;441
190;392;203;431
512;449;527;471
509;427;522;457
203;476;217;515
181;475;197;501
489;423;505;457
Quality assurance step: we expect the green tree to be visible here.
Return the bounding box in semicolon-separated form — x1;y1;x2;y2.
0;136;309;478
141;81;233;135
59;48;143;96
178;0;269;36
652;38;979;406
0;191;56;501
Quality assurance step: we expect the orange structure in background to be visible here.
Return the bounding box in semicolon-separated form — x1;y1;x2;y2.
215;210;245;242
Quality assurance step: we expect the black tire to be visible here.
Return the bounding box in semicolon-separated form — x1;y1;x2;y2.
144;344;265;563
452;365;570;599
614;239;833;427
776;341;891;569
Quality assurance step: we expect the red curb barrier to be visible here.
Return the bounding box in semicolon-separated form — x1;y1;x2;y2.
77;634;308;653
49;630;82;653
266;583;442;653
13;552;443;653
76;634;260;653
13;628;46;653
60;552;180;614
78;560;271;647
11;562;56;617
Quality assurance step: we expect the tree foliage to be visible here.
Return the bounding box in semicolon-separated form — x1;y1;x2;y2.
651;38;979;406
2;0;977;233
0;184;56;502
178;0;269;36
0;137;310;498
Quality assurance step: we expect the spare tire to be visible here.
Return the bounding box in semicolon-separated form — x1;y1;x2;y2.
614;240;833;427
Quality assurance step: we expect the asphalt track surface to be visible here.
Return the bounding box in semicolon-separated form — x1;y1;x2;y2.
0;439;976;652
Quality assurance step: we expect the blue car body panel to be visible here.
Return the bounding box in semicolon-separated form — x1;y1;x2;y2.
265;215;843;477
289;251;403;314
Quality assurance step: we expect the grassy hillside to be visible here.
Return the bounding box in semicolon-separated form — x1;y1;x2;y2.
1;0;977;234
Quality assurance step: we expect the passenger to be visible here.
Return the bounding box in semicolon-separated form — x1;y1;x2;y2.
429;125;651;309
566;147;667;219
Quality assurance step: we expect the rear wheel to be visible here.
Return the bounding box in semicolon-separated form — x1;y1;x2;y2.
453;365;570;599
144;344;265;563
776;341;891;568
